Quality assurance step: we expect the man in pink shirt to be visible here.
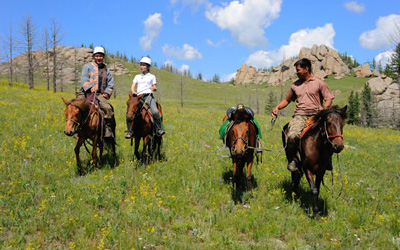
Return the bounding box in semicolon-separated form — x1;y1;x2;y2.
272;58;334;172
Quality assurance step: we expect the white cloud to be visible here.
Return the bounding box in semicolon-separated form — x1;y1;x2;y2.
222;72;237;82
246;23;335;69
162;44;202;60
374;50;393;68
205;0;282;48
344;1;365;13
359;14;400;49
139;13;163;50
206;39;223;47
180;64;190;72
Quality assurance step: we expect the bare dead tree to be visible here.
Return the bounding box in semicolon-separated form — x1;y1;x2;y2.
42;26;51;90
74;48;78;94
50;16;64;93
4;23;16;87
19;15;37;89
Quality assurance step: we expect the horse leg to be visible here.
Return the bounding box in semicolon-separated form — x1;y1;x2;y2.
304;169;319;217
232;161;238;198
92;136;98;168
98;139;103;165
134;137;141;161
291;170;302;196
75;138;84;175
246;158;254;197
142;136;150;164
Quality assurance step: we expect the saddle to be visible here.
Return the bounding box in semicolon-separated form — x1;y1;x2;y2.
301;116;316;139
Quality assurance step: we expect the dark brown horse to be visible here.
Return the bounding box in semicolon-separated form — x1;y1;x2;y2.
62;98;116;174
126;93;163;164
283;105;347;217
223;109;257;197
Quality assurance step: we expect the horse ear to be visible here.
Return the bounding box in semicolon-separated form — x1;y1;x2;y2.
62;97;69;105
341;105;348;113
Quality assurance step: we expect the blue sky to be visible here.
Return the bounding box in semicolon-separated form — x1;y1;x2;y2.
1;0;399;82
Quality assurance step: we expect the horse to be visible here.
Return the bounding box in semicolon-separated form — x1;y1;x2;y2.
223;108;257;198
282;105;347;217
126;93;163;164
62;98;116;175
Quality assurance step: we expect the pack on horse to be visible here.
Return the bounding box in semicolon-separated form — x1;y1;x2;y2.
126;93;163;164
62;97;116;175
282;105;347;217
221;105;259;197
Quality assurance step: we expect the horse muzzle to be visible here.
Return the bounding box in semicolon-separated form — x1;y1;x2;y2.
64;130;75;137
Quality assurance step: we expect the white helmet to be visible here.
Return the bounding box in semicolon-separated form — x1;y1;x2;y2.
140;57;152;66
93;46;105;55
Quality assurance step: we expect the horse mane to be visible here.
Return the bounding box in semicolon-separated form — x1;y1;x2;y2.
69;98;91;113
311;105;347;130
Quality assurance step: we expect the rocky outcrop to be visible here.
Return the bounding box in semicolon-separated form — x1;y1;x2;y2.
353;63;373;78
0;46;130;85
235;45;350;86
367;76;400;122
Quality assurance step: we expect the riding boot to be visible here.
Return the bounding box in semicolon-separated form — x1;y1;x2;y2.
286;141;299;172
125;120;134;139
326;156;333;171
104;118;114;138
154;115;165;136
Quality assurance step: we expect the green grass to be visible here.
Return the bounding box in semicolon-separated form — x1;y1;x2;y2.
0;69;399;250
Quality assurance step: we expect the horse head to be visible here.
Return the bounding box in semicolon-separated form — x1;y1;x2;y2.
228;121;252;157
126;93;144;121
313;105;348;153
62;98;87;137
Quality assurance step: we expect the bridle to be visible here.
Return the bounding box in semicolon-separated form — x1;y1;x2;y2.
323;112;344;145
65;103;92;131
230;122;252;156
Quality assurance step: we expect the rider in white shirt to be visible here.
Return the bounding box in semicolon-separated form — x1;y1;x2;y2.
125;57;165;138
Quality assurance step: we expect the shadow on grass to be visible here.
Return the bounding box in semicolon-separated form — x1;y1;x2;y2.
281;177;329;218
222;168;259;204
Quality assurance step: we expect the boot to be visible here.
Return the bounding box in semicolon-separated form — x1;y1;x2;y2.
154;115;165;136
104;118;114;138
125;120;134;139
286;141;299;172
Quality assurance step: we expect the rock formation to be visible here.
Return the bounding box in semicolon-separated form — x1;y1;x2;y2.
0;46;130;85
235;44;350;86
367;76;400;122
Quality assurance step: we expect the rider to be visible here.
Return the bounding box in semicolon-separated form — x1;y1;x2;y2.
271;58;334;172
125;56;165;139
79;46;115;138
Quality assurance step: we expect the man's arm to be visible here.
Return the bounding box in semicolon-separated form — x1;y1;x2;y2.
271;99;289;117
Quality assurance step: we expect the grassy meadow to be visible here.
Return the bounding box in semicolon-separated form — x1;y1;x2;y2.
0;67;399;250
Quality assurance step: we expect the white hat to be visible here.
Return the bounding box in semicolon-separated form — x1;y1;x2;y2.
93;46;105;55
140;57;152;66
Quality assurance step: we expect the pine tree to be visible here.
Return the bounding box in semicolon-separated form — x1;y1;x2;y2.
348;91;360;125
361;83;376;127
264;91;276;115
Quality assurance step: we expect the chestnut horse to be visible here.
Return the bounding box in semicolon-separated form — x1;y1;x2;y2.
223;109;257;197
126;93;163;164
62;98;116;174
283;105;347;217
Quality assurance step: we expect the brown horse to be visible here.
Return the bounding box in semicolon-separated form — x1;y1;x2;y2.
223;108;257;197
126;93;163;164
283;105;347;217
62;98;116;174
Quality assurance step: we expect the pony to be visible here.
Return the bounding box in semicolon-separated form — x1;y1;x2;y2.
223;108;257;198
62;98;116;175
126;93;163;164
282;105;347;217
